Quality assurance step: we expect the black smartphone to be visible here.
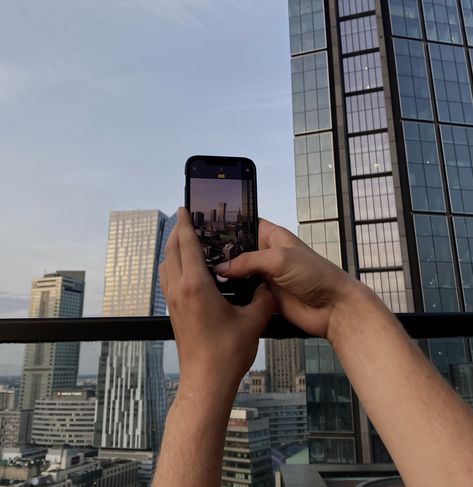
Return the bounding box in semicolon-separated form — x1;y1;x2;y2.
185;155;259;305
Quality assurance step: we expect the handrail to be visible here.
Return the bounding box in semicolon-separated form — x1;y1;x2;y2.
0;313;471;342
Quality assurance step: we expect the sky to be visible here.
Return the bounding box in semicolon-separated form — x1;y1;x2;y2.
0;0;297;374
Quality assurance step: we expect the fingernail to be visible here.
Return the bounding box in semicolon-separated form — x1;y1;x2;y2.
214;261;229;274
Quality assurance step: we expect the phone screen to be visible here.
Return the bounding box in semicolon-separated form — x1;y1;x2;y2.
186;156;258;303
189;163;256;268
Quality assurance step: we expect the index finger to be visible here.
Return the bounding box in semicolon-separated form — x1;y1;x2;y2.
176;207;209;275
258;218;299;250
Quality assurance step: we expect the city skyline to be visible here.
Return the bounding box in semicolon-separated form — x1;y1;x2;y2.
0;0;295;377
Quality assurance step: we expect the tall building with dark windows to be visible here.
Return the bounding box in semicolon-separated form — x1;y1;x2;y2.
94;210;176;468
19;271;85;411
289;0;473;464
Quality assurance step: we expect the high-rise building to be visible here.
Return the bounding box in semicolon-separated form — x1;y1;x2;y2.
19;271;85;411
218;202;227;229
222;408;273;487
288;0;473;464
265;339;305;393
31;390;96;447
94;211;176;461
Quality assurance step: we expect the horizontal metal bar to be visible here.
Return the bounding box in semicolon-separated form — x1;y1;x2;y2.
0;313;472;343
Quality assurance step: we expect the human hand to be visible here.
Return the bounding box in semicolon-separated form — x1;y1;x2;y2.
214;219;367;343
159;208;276;393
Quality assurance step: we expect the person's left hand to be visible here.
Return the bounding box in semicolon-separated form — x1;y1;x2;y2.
159;208;276;394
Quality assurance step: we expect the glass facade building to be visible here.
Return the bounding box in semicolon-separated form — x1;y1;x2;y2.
288;0;473;464
94;210;176;476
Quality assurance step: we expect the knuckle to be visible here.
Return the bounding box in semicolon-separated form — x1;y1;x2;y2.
181;276;202;297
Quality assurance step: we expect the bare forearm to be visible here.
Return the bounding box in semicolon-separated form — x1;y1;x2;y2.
330;285;473;486
153;382;237;487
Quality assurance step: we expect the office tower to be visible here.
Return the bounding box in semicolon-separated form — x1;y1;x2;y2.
19;271;85;411
95;211;176;461
265;339;305;393
193;211;205;228
222;408;273;487
288;0;473;464
31;390;96;447
234;393;307;449
210;209;217;228
218;202;227;229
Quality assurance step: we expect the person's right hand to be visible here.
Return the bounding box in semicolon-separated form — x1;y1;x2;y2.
214;219;370;342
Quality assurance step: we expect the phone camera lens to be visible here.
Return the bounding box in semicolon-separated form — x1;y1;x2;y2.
220;167;223;171
192;166;197;171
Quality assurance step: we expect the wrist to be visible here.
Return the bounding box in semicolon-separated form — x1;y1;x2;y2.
177;373;240;407
327;279;390;348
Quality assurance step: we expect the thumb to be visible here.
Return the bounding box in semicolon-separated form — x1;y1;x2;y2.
240;284;277;336
214;249;278;279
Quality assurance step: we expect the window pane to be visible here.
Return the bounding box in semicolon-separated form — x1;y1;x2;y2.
389;0;422;38
403;122;445;212
414;214;460;311
394;39;433;120
429;43;473;125
422;0;463;44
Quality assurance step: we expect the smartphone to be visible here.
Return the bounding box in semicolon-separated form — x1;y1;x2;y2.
185;155;259;305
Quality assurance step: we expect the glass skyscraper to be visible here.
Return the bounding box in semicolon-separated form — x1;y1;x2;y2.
288;0;473;464
94;210;176;458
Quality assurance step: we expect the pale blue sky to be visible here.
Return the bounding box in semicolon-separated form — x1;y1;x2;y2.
0;0;296;374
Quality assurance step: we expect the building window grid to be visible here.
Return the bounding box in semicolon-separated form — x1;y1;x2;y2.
360;270;409;312
352;176;398;221
343;51;383;93
461;0;473;46
340;15;380;54
439;124;473;214
292;52;332;135
295;132;338;224
338;0;376;18
289;0;327;55
403;121;446;212
414;214;460;311
388;0;422;38
422;0;463;45
393;37;434;120
349;132;393;176
356;222;403;269
346;90;388;134
453;217;473;310
429;43;473;125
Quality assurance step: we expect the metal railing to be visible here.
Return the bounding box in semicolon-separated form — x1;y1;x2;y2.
0;313;471;342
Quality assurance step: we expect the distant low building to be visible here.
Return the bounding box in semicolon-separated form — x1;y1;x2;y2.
249;371;268;394
31;390;96;447
0;410;21;450
235;393;307;449
98;449;153;485
0;389;16;410
0;447;139;487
